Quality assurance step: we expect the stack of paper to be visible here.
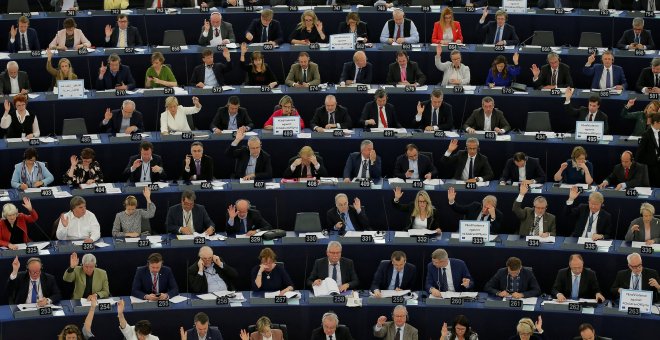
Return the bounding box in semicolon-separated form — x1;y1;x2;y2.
313;278;340;297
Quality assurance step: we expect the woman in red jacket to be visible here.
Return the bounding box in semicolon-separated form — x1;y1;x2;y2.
0;197;38;249
432;7;464;44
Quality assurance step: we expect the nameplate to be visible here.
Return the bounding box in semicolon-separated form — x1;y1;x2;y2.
148;183;160;191
599;90;610;97
472;236;484;245
250;236;262;243
25;246;38;254
434;131;445;138
30;50;41;57
599;9;610;16
356;84;368;92
586;135;598;143
181;132;193;140
157;300;169;308
550;88;561;95
82;242;94;251
465;182;477;189
200;6;209;13
80;135;92;144
541;46;552;52
484;131;497;139
391;295;405;304
98;302;112;311
401;43;412;50
130;133;142;142
254;181;265;188
274;296;287;303
211;86;223;93
308;85;320;92
170;46;182;52
649;93;659;100
193;236;206;244
333;295;346;303
383;130;396;137
262;43;274;51
332;130;344;137
421;5;431;12
309;43;320;50
450;297;463;305
568;302;582;312
361;235;373;243
509;299;522;308
40;189;53;197
527;239;540;247
77;48;88;55
306;180;319;188
355;42;366;50
416;235;429;243
216;296;229;305
645;11;655;18
625;188;638;197
305;235;317;243
163;87;174;95
332;5;342;11
555;8;565;14
29;138;40;146
501;87;514;94
641;246;654;255
535;133;547;141
115;89;127;96
124;47;135;54
453;86;464;93
584;242;597;250
137;239;150;247
66;10;77;16
588;47;598;55
635;49;645;56
39;307;52;315
494;45;505;52
288;5;298;11
260;85;271;92
404;85;416;92
376;4;386;11
359;179;371;188
244;5;254;12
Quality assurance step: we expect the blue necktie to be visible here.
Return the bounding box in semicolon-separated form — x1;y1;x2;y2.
242;218;247;233
332;264;338;282
571;275;579;300
394;271;400;289
440;268;448;291
31;281;38;303
633;275;640;290
585;214;594;237
635;34;640;44
494;27;502;44
605;69;612;89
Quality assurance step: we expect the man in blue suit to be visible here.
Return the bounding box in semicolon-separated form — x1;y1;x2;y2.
499;152;546;184
182;312;224;340
583;51;627;90
7;16;40;53
190;48;232;87
425;248;473;297
96;54;136;91
476;9;519;46
131;253;179;301
342;139;382;182
165;190;215;235
484;257;541;298
370;251;417;297
340;51;373;85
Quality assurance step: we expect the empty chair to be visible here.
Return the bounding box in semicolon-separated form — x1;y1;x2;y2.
62;118;88;135
532;31;555;46
579;32;602;47
294;212;322;233
163;30;186;46
8;0;30;12
525;111;552;132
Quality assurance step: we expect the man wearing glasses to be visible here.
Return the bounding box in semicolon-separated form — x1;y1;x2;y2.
187;246;238;294
199;12;236;46
611;252;660;302
425;248;473;298
103;14;143;48
7;256;61;306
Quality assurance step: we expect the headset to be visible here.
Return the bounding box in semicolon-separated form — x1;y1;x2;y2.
623;150;634;162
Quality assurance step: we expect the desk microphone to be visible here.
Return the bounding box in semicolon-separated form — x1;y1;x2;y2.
518;33;536;48
381;195;391;235
613;207;622;241
31;219;52;244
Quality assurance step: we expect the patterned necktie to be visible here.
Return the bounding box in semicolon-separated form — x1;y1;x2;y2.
379;106;388;128
532;216;541;236
152;273;158;293
31;281;38;303
361;160;368;178
551;69;557;86
633;274;640;290
119;29;126;48
215;28;220;38
195;159;201;176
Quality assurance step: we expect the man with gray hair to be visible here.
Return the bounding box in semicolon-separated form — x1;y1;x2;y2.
530;52;573;89
374;305;419;339
565;187;612;240
0;61;31;95
379;8;419;44
463;96;511;134
425;248;473;297
311;311;354;340
442;138;494;182
434;45;470;86
447;187;503;233
187;246;238;294
610;252;660;302
513;182;556;237
57;196;101;242
636;57;660;94
100;99;144;134
226;126;272;180
63;252;110;300
96;53;136;91
327;193;370;233
199;11;235;46
311;95;352;132
308;241;359;292
166;190;215;235
617;17;655;50
340;51;373;86
342;139;381;182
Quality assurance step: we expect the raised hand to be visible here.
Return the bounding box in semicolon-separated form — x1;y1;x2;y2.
227;204;238;219
416;101;425;115
568;186;580;201
10;25;17;39
21;196;32;212
447;139;459;153
4;99;10;113
70;155;79;167
626;98;636;108
447;186;456;203
203;19;210;32
315;20;323;32
376;315;387;326
99;62;107;77
222;47;230;61
436;43;442;56
70;252;79;268
12;256;20;274
519;182;529;195
143;186;151;200
60;213;69;228
240;42;248;54
353;197;361;211
104;24;112;38
393;187;403;201
586;54;596;65
530;64;540;78
104;108;112;121
512;52;519;65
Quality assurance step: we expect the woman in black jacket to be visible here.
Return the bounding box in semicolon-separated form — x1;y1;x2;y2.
392;187;441;233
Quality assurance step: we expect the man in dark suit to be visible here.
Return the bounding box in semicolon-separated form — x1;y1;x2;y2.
100;100;144;134
610;252;660;302
360;89;402;129
327;193;370;233
190;48;232;87
599;150;650;190
537;0;572;7
552;254;605;302
311;95;352;132
182;312;224;340
476;9;519;45
425;248;473;297
513;183;556;236
166;190;215;235
340;51;373;85
187;246;238;294
310;312;354;340
564;88;610;134
144;0;180;8
393;143;437;180
464;97;511;134
211;96;254;133
181;142;214;181
0;61;31;95
447;187;503;233
631;0;660;12
103;14;143;47
7;257;61;305
636;113;660;187
342;140;382;182
531;52;573;89
386;51;426;86
484;257;541;298
500;152;546;184
574;323;610;340
131;253;179;300
442;138;495;182
95;54;136;91
617;17;655;50
565;187;613;240
244;9;284;45
124;141;167;182
308;241;359;291
583;51;628;90
636;58;660;94
414;89;453;131
7;16;40;53
283;148;327;179
370;251;416;296
226;199;272;236
225;128;272;180
199;12;235;46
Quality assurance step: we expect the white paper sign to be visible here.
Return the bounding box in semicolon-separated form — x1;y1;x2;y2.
503;0;528;13
459;220;490;241
330;33;356;50
57;80;85;99
619;289;653;314
273;116;301;135
575;121;604;141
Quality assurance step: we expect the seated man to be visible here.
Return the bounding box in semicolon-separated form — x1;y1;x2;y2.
442;138;495;182
340;51;373;86
583;51;627;90
610;252;660;302
283;146;327;179
165;190;215;235
373;305;418;339
226;199;272;236
531;52;573;89
393;143;437;180
0;61;30;95
484;257;541;298
124;141;166;183
7;257;61;305
564;87;610;134
500;152;546;184
57;196;101;242
327;193;370;233
359;89;402;129
552;254;605;302
617;17;655;50
448;187;503;233
95;54;136;91
513;183;556;237
100;100;144;134
7;16;40;53
414;89;453;131
342;140;382;182
190;48;232;88
370;251;417;297
425;248;473;298
211;96;254;133
636;57;660;94
574;323;609;340
565;188;613;240
476;9;519;45
598;150;649;190
117;300;157;339
379;8;420;44
181;312;223;340
285;52;321;88
311;95;352;132
311;312;354;340
103;14;143;47
63;253;110;300
537;0;573;8
181;142;214;181
435;45;471;86
199;12;235;46
307;241;359;292
131;252;178;301
225;128;272;180
245;9;284;45
464;96;511;134
187;246;238;294
386;51;426;86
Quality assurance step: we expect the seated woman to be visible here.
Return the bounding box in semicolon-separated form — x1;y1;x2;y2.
621;98;659;136
51;0;79;11
283;146;327;179
1;95;40;139
63;148;104;186
432;7;463;44
46;48;78;90
11;147;54;190
392;187;441;234
508;316;545;340
49;18;90;50
145;52;177;89
440;315;479;340
263;95;305;130
240;316;284;340
337;12;369;41
0;197;37;250
625;202;660;244
104;0;128;10
251;248;294;295
160;96;202;134
240;44;278;88
486;53;520;87
112;187;155;238
289;10;327;45
553;146;594;185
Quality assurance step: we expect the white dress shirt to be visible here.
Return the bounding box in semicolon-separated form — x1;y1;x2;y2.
0;110;41;137
582;211;600;238
56;210;101;241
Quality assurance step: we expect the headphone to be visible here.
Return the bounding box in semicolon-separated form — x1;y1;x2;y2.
623;150;634;162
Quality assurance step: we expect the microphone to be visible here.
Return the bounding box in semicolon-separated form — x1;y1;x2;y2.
185;259;189;294
381;195;391;236
142;13;151;47
517;33;535;48
274;196;280;229
279;55;286;88
613;207;621;241
30;219;52;243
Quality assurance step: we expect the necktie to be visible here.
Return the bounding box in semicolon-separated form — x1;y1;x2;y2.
571;275;579;300
261;26;268;43
655;74;659;88
394;271;400;288
157;0;162;8
440;268;448;291
303;69;307;83
332;264;338;282
532;216;541;236
468;157;474;179
21;33;26;51
633;274;640;290
395;24;401;40
195;159;201;176
584;214;594;237
242;218;247;233
635;34;641;44
214;28;220;38
152;273;158;293
494;27;502;44
551;69;557;86
395;328;401;340
329;112;335;125
353;67;360;83
119;29;126;48
400;67;407;82
340;212;346;224
31;281;38;303
554;0;562;8
329;336;333;340
361;160;368;178
624;168;629;180
379;106;388;128
432;108;438;126
605;68;612;89
587;113;593;122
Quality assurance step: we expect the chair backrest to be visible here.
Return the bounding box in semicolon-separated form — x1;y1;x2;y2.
411;0;432;5
294;212;322;233
579;32;602;47
62;118;88;135
8;0;30;12
140;217;152;235
525;111;551;132
246;323;289;340
420;151;434;165
163;30;186;46
186;115;196;131
532;31;555;46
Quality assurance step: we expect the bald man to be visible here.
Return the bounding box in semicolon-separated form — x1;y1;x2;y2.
187;246;238;293
340;51;373;85
226;199;272;236
598;151;649;190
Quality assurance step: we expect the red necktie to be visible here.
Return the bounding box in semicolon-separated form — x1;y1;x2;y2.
379;106;388;128
152;273;158;293
624;168;629;180
157;0;162;7
395;25;401;40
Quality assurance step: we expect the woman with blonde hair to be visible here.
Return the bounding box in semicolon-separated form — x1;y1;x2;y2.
240;316;284;340
622;98;660;136
46;48;77;89
0;197;37;250
160;96;202;134
283;145;327;179
431;7;463;44
289;10;327;45
263;95;304;130
508;316;544;339
392;187;441;233
625;202;660;244
112;187;155;237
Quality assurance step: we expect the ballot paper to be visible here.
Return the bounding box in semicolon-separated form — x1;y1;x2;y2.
577;238;613;248
395;229;437;237
169;295;188;304
265;291;300;299
526;235;556;243
17;303;63;311
344;231;377;237
24;187;59;193
313;278;340;297
373;290;411;298
80;298;116;307
429;292;478;299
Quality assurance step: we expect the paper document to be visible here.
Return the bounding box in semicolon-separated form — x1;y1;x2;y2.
169;295;188;303
313;278;340;297
299;232;327;239
577;238;612;248
631;242;660;251
433;292;478;299
504;297;537;305
344;231;377;237
130;296;147;304
264;291;300;299
17;303;62;311
374;290;411;298
526;235;556;243
80;298;115;306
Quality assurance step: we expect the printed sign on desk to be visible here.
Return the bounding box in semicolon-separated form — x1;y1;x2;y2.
330;33;356;50
502;0;528;13
57;79;85;99
618;289;653;314
575;121;604;141
273;116;301;136
459;220;490;242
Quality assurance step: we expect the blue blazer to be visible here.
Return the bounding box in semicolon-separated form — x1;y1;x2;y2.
95;65;136;91
131;265;179;299
342;152;382;180
499;156;546;183
7;28;40;52
425;259;474;292
370;260;417;291
186;326;223;340
100;109;144;134
476;22;519;45
339;61;373;84
583;64;628;90
165;204;215;234
484;267;541;297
